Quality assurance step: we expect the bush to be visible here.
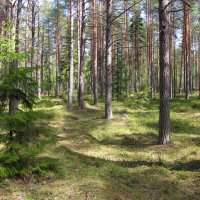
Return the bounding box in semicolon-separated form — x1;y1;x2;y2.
0;110;57;178
124;88;151;110
0;67;56;178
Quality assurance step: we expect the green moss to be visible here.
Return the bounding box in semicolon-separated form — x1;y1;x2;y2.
1;95;200;199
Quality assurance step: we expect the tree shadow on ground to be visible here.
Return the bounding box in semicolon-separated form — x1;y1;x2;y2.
53;145;200;199
55;144;199;173
172;160;200;172
56;105;160;151
100;132;158;148
28;98;200;200
144;118;199;135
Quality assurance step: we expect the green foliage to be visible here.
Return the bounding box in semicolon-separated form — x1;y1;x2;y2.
0;36;27;66
135;86;151;100
130;13;146;45
0;67;37;111
0;37;57;178
0;35;37;111
0;111;57;178
123;87;151;109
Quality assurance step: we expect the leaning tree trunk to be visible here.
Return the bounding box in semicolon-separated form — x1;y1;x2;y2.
158;0;170;145
105;0;113;119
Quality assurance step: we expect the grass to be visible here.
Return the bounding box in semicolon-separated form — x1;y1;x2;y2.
0;95;200;200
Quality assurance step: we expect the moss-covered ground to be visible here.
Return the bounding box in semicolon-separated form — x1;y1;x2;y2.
0;95;200;200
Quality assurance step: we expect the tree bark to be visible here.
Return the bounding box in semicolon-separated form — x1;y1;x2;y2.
78;0;86;109
147;0;154;98
158;0;170;145
25;0;30;68
31;0;35;77
183;0;191;100
9;0;21;116
105;0;113;119
99;1;104;98
37;0;41;98
41;31;44;94
55;0;62;97
77;0;81;100
92;0;98;106
68;0;74;109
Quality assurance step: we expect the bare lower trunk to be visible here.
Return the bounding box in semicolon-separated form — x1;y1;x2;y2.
92;0;98;106
99;1;104;98
105;0;113;119
68;0;74;109
77;0;81;100
37;0;41;98
78;0;86;109
31;0;35;78
41;31;44;94
158;0;170;145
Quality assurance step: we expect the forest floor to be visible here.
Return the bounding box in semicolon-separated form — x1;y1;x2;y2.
0;95;200;200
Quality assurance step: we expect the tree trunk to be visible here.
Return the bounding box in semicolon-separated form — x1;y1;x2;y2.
55;0;62;97
37;0;41;98
31;0;35;77
68;0;74;109
41;31;44;94
9;0;21;116
158;0;170;145
92;0;98;106
147;0;154;98
78;0;86;109
77;0;81;100
183;0;191;100
105;0;113;119
199;33;200;98
25;0;30;68
99;1;104;98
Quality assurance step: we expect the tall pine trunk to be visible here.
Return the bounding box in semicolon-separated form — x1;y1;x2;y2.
78;0;86;109
158;0;170;145
9;0;22;116
92;0;98;106
25;0;30;68
55;0;62;97
37;0;41;98
105;0;113;119
68;0;74;109
31;0;35;77
77;0;81;100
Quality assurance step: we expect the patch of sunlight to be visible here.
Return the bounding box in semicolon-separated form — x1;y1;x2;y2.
89;120;132;141
34;104;64;111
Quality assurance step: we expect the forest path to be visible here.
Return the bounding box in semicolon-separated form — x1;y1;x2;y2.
32;97;200;200
1;97;199;200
